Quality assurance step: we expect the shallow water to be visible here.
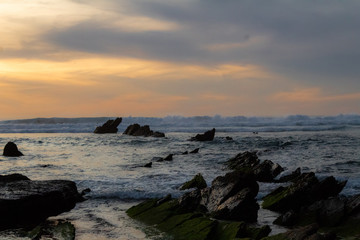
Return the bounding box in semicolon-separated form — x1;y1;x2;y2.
0;127;359;239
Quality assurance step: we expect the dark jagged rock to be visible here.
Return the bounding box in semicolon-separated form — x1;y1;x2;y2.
225;136;233;141
144;162;152;168
190;128;215;141
190;148;200;154
164;154;173;161
0;173;29;182
201;170;259;222
127;196;270;240
277;167;302;183
182;151;188;155
123;124;165;137
0;175;82;230
226;151;260;170
226;151;284;182
3;142;23;157
262;172;347;213
152;157;164;162
180;173;207;190
253;160;284;182
93;117;122;134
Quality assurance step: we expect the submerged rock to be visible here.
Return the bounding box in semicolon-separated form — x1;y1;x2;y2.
0;174;82;230
123;124;165;137
190;128;216;141
3;142;23;157
93;117;122;133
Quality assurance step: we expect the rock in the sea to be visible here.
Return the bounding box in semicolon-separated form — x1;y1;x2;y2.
0;174;82;230
93;117;122;133
143;162;152;168
123;124;165;137
127;196;270;240
3;142;23;157
226;151;284;182
201;170;259;222
190;148;200;154
180;173;207;190
276;167;302;183
190;128;215;141
262;172;347;213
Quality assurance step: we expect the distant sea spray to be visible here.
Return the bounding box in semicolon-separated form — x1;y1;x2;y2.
1;114;360;133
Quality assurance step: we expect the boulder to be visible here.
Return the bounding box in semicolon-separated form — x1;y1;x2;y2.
276;167;302;183
190;128;215;141
0;174;82;230
180;173;207;190
123;124;165;137
93;117;122;133
226;151;284;182
3;142;23;157
201;170;259;222
262;172;347;213
143;162;152;168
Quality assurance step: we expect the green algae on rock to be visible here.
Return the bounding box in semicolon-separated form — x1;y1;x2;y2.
126;197;270;240
180;173;207;190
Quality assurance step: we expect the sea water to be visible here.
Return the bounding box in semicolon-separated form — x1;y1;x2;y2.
0;115;359;239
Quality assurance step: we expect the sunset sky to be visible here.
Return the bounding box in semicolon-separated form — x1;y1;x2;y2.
1;0;360;119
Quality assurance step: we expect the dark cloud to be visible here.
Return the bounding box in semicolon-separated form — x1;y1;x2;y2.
44;0;360;89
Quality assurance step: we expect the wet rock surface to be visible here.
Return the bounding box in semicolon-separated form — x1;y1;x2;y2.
0;174;82;230
93;117;122;133
123;123;165;137
3;142;23;157
190;128;216;141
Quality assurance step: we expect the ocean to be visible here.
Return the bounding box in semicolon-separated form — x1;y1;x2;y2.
0;115;359;239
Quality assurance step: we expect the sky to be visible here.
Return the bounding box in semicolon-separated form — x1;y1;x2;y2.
1;0;360;119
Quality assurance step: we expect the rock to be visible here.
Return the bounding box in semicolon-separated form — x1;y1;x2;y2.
190;128;215;141
0;173;29;182
190;148;200;154
182;151;188;155
127;196;270;240
253;160;284;182
0;175;82;230
26;220;76;240
225;151;260;171
201;170;259;222
225;136;233;141
144;162;152;168
93;117;122;133
277;167;302;183
3;142;23;157
180;173;207;190
123;124;165;137
262;172;347;213
226;151;284;182
164;154;173;161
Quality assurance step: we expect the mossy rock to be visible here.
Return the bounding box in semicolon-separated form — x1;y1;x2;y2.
127;198;271;240
168;216;216;240
180;173;207;190
127;199;179;225
25;221;75;240
261;187;288;211
320;217;360;239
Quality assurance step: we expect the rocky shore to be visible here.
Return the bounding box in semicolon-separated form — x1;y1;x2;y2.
127;151;360;240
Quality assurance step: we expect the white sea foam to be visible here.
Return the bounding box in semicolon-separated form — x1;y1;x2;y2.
1;114;360;133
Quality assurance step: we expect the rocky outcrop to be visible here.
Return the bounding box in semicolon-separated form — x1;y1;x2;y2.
93;117;122;133
0;174;82;230
225;151;284;182
262;172;347;213
123;124;165;137
3;142;23;157
127;196;270;240
180;173;207;190
190;128;215;141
